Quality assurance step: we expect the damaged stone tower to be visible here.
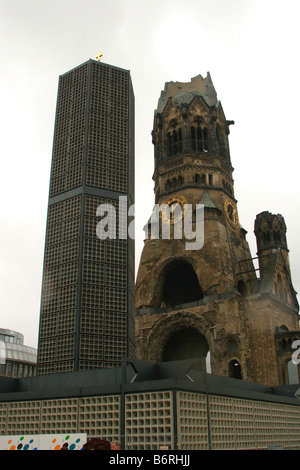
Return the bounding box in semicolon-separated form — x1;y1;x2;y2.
135;74;299;386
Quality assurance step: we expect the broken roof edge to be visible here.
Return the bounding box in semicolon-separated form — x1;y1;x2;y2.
155;72;218;114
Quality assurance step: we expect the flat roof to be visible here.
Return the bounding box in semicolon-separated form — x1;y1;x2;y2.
59;58;131;78
0;357;299;406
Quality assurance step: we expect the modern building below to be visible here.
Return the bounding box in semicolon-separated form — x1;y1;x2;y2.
0;358;300;450
0;329;37;378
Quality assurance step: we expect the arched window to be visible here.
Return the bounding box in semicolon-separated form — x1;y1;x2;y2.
273;229;281;245
279;325;289;332
177;175;184;186
165;180;171;191
228;359;242;379
171;178;177;188
191;126;209;152
162;328;208;363
237;280;248;297
194;173;207;185
261;231;270;245
162;261;204;307
203;128;208;151
216;123;225;155
226;339;239;354
167;128;182;157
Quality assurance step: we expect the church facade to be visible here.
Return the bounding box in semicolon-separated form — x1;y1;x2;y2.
135;74;299;386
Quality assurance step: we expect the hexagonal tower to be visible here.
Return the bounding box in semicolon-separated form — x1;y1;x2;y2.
135;74;299;386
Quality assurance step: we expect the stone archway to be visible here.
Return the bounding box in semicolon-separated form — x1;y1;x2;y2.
146;312;211;371
152;258;204;308
162;327;208;362
163;263;204;307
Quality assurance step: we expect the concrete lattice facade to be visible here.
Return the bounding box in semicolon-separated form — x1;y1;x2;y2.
37;60;135;375
1;359;300;450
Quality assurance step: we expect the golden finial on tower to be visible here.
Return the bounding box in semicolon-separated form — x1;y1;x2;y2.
96;51;103;61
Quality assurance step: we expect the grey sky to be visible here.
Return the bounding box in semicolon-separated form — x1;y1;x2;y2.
1;0;300;348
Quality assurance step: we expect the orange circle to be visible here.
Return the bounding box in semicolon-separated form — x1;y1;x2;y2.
8;440;12;444
52;439;56;443
10;445;16;450
54;445;61;450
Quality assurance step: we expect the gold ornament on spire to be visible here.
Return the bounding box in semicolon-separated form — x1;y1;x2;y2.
96;51;103;61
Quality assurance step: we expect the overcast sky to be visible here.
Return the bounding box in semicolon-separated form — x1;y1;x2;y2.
1;0;300;349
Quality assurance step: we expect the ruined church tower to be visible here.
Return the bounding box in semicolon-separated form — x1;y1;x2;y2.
135;74;299;386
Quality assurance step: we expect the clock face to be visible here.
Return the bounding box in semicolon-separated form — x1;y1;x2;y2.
162;195;187;224
224;199;239;228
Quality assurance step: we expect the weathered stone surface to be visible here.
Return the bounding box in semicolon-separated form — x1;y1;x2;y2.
135;75;299;386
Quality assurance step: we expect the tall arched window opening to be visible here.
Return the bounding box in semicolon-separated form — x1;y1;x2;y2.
191;126;208;152
228;359;242;379
167;128;182;157
162;261;204;307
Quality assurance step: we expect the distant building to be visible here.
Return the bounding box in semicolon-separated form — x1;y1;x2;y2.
0;329;37;378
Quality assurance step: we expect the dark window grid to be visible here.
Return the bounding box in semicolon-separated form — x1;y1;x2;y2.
47;199;81;225
80;312;105;335
104;323;127;335
85;167;128;181
86;174;127;191
85;176;126;189
102;151;128;163
78;361;104;370
46;219;81;244
81;272;127;290
82;242;105;261
55;362;74;373
43;243;80;268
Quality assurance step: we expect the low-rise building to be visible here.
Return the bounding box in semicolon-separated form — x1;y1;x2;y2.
0;329;37;378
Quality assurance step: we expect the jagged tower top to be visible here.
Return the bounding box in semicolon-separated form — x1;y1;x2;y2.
155;73;218;114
